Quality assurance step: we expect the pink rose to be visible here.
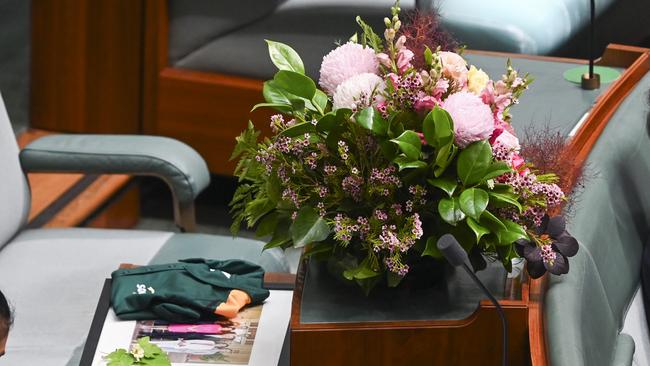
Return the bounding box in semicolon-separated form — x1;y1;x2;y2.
439;51;468;86
494;130;520;152
397;49;414;73
414;95;438;112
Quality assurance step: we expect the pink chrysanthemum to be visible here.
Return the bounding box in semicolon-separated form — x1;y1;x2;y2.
319;42;379;96
332;73;385;111
443;91;495;148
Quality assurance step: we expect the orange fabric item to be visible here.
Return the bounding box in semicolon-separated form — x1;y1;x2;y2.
215;289;252;318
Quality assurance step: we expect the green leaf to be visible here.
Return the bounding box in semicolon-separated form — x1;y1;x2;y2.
479;210;507;234
488;191;522;212
356;107;388;135
355;16;383;52
264;218;291;249
496;219;529;246
427;176;457;197
256;212;279;237
422;107;454;148
262;80;292;106
459;188;489;221
316;108;351;132
387;271;405;287
422;236;443;258
251;101;292;113
438;197;466;226
266;40;305;74
273;70;316;100
290;206;330;247
466;217;490;243
280;121;316;137
393;155;427;171
244;197;275;227
312;89;329;113
456;140;493;186
424;46;434;67
482;161;512;181
434;143;458;177
390;130;422;160
138;337;162;358
105;349;135;366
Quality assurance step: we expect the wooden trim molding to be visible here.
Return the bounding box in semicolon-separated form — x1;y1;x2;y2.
529;45;650;366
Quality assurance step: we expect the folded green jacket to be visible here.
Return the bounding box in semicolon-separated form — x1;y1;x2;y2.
111;258;269;322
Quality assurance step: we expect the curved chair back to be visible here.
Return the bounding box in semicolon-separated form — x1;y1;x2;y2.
545;74;650;365
0;93;30;248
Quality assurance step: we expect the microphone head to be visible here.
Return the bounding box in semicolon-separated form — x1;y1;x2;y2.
437;234;469;267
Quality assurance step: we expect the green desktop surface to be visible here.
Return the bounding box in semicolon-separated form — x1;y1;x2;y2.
465;54;621;136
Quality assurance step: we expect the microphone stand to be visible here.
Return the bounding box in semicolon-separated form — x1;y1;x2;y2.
581;0;600;89
461;263;508;366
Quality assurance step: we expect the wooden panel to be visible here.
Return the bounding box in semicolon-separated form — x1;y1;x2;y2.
290;260;528;366
86;184;140;229
30;0;144;134
155;68;273;175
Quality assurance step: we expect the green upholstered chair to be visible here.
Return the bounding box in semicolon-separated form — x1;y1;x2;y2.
0;93;289;366
544;74;650;365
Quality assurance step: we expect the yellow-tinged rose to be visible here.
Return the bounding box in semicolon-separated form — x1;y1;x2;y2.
467;65;489;94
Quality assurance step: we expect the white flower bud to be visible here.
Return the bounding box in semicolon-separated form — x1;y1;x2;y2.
384;17;391;27
384;28;395;42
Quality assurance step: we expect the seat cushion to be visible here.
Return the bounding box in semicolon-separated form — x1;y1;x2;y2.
438;0;614;55
173;0;409;80
0;228;287;366
622;286;650;365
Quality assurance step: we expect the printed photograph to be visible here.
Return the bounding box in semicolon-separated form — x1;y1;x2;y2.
129;305;263;364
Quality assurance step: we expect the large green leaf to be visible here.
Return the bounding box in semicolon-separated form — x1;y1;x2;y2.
496;219;529;246
250;102;292;113
479;210;507;239
264;218;291;249
312;89;329;114
427;176;458;197
422;236;443;258
482;161;512;181
266;40;305;74
456;140;493;186
459;188;489;221
273;70;316;100
488;191;522;212
390;130;422;160
280;121;316;137
255;212;279;237
466;217;490;243
263;80;291;105
438;197;466;226
393;155;427;171
434;143;458;177
422;107;454;148
356;107;388;135
290;206;330;247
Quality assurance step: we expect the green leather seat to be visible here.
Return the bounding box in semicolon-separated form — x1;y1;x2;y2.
544;73;650;365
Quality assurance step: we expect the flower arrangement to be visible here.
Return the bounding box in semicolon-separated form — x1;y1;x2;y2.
230;3;578;293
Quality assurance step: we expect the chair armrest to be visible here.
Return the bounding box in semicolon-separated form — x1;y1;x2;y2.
19;134;210;231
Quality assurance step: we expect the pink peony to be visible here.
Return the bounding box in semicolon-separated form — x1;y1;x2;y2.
319;42;379;96
442;91;494;148
332;73;385;111
439;51;468;86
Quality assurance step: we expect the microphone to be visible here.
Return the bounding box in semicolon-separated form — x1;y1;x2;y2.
581;0;600;90
437;234;509;366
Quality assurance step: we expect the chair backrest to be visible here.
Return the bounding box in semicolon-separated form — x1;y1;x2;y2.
545;74;650;365
0;93;30;249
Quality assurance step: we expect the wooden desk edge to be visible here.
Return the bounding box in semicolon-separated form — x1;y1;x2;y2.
530;44;650;366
